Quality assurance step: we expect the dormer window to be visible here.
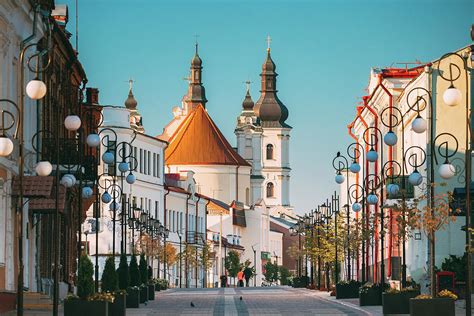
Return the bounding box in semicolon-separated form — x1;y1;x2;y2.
266;144;274;160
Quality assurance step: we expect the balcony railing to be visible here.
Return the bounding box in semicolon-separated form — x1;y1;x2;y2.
187;231;206;245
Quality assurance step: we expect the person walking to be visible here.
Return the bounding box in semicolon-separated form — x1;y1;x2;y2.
237;268;244;287
243;264;253;287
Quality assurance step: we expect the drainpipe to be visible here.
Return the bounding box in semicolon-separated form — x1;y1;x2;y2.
195;194;201;288
347;119;360;281
366;74;395;281
185;193;191;287
362;94;379;283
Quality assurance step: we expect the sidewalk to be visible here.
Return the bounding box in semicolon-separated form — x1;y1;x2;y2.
306;289;474;316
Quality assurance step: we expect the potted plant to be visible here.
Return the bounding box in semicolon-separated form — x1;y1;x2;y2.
359;283;383;306
409;290;456;316
336;280;361;299
382;286;420;314
138;253;148;304
127;254;141;308
64;254;110;316
101;256;126;316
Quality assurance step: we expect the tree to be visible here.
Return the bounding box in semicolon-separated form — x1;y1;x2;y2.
139;253;148;285
159;243;178;268
129;254;141;287
279;266;292;285
77;254;94;299
117;253;130;290
101;256;118;292
200;242;214;288
394;187;458;296
225;250;241;285
263;261;278;283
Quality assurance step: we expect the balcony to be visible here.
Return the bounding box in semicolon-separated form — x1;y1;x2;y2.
186;231;206;245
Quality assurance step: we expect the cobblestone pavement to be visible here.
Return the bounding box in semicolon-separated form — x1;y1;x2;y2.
127;286;369;316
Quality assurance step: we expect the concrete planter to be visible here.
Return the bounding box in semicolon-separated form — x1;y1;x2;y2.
64;300;108;316
139;286;148;304
109;293;126;316
336;282;361;299
359;287;382;306
126;288;140;308
382;290;420;314
409;297;455;316
148;284;155;300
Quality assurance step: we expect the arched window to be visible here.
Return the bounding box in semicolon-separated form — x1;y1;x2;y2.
266;144;274;160
266;182;274;198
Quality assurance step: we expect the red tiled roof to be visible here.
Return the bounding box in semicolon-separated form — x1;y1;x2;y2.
380;65;424;78
164;104;250;167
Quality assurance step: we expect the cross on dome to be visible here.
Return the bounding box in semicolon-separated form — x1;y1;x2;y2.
266;35;272;52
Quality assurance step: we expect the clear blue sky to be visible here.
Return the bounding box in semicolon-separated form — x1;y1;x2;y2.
63;0;472;214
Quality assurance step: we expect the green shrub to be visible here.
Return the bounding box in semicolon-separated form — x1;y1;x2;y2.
117;253;130;290
101;256;118;292
279;266;292;285
129;255;141;287
139;253;148;285
77;254;95;299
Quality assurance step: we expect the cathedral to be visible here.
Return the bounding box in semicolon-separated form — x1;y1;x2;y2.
158;42;293;285
160;43;292;210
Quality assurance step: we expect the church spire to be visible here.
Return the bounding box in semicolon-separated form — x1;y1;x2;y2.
242;80;254;111
254;36;289;127
185;42;207;109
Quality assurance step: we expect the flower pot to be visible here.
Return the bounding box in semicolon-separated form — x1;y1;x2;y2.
359;287;382;306
139;286;148;303
336;282;361;299
409;297;455;316
382;290;420;314
65;300;109;316
126;288;140;308
148;284;155;300
109;293;126;316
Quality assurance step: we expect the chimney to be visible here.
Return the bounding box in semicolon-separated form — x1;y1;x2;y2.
86;88;100;105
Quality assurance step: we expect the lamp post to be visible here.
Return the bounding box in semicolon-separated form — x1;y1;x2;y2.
333;151;352;280
433;49;473;312
0;10;54;314
251;244;257;287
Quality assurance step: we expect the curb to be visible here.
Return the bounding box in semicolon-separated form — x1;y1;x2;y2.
302;290;373;316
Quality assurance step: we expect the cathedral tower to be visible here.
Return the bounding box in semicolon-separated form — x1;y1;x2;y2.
235;39;292;208
184;43;207;111
254;41;291;207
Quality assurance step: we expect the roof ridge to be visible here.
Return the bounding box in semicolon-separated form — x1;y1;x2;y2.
165;108;198;162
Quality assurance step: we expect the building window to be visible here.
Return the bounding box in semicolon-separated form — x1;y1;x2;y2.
139;149;143;173
153;153;156;177
266;182;274;198
157;154;160;178
148;151;151;175
245;188;250;205
266;144;274;160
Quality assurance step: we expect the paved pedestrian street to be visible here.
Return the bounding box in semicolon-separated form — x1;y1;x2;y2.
126;287;367;316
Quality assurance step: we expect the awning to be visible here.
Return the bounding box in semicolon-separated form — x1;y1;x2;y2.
11;176;54;197
29;186;67;213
